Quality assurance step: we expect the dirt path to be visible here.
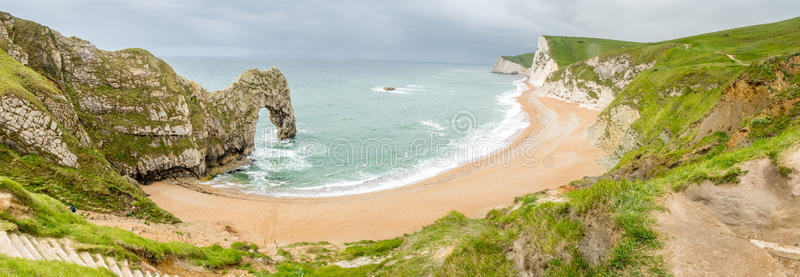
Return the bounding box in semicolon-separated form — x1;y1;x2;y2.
716;51;749;66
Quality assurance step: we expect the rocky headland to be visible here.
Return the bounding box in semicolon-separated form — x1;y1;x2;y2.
0;12;295;184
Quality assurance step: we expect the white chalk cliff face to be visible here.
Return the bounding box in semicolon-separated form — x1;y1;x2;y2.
491;57;529;76
525;36;653;169
527;37;653;111
528;37;558;87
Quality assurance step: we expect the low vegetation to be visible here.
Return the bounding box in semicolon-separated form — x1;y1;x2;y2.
0;176;264;270
501;52;535;68
0;254;115;276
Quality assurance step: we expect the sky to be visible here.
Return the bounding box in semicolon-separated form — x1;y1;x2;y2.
3;0;800;64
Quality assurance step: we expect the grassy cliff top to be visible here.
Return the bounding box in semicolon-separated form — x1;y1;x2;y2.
543;36;643;67
500;52;534;68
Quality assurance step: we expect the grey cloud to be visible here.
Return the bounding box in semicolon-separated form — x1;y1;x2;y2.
3;0;799;64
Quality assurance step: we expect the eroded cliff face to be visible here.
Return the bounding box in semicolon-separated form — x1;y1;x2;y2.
526;36;652;168
528;36;558;87
533;54;652;110
0;12;296;183
491;57;529;76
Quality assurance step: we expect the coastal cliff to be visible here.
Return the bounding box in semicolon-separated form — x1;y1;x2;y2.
525;35;651;167
0;12;295;184
490;56;529;76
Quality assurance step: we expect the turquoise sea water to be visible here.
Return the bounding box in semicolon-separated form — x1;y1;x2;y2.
164;57;528;197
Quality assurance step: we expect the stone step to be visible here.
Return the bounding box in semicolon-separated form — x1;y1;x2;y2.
30;237;58;261
19;234;43;260
61;241;86;266
79;251;98;268
47;238;70;262
120;259;135;277
8;233;35;259
0;232;173;277
106;256;123;276
0;231;21;258
93;253;109;269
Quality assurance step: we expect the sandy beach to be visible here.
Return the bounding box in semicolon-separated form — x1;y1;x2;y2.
142;83;606;247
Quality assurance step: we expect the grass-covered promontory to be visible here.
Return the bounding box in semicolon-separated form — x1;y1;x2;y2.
543;36;643;67
501;52;535;68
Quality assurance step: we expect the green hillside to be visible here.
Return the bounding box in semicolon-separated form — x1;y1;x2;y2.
3;11;800;277
266;16;800;277
609;16;800;172
501;52;534;68
543;36;644;67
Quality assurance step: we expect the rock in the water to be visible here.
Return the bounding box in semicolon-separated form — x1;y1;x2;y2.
383;87;396;91
0;11;296;183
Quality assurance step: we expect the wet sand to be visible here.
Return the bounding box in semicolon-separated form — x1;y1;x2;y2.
143;84;606;247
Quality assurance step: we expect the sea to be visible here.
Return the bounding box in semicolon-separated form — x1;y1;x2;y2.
163;57;529;197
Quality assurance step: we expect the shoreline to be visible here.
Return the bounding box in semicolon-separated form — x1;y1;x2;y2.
192;77;533;200
142;80;606;247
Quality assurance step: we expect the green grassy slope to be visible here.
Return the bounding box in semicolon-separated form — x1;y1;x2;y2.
0;176;263;270
608;16;800;172
543;36;644;67
0;255;115;276
501;52;534;68
2;12;800;277
0;49;177;224
258;16;800;277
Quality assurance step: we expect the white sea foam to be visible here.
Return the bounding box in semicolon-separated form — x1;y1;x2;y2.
419;120;445;131
242;78;531;198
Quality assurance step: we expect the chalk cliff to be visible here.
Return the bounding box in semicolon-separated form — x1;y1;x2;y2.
0;12;296;183
491;56;529;76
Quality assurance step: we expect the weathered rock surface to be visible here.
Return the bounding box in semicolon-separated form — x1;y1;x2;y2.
491;56;529;76
0;12;296;183
656;150;800;276
526;35;652;168
535;54;652;111
528;36;558;87
585;105;641;169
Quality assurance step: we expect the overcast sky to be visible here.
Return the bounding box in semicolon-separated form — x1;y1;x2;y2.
4;0;799;64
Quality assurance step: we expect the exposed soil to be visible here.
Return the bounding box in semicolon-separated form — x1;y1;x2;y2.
655;146;800;276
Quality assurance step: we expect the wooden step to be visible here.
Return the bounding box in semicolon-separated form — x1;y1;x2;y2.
8;233;34;259
19;235;43;260
0;231;21;258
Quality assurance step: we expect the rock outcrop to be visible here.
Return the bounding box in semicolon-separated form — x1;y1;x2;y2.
585;105;641;169
531;50;653;110
525;35;653;168
491;56;529;76
0;12;296;183
528;36;558;87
